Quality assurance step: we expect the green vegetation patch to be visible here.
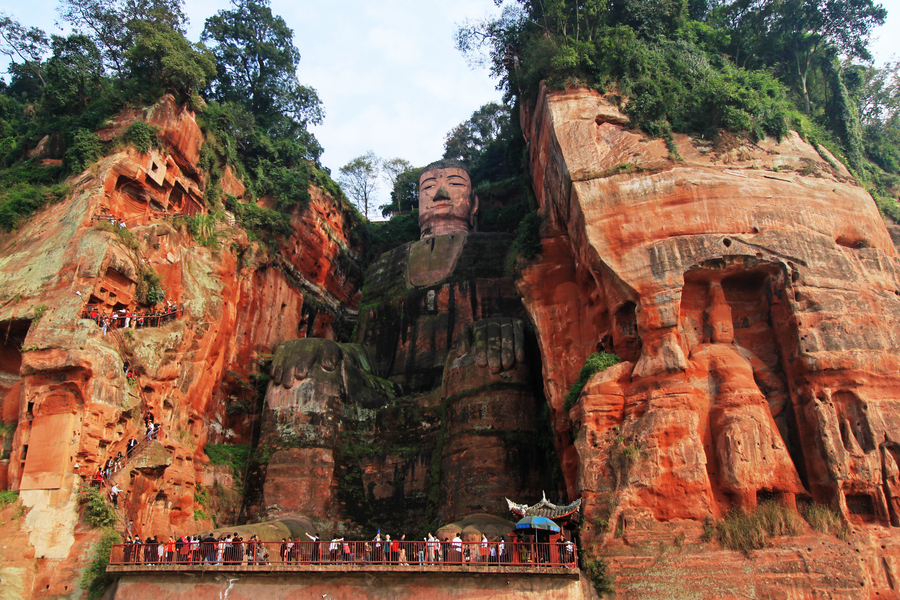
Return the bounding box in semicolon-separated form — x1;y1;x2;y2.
82;528;121;600
0;178;69;232
505;210;542;276
77;483;117;529
585;556;615;595
124;120;161;153
564;352;621;412
204;443;250;479
0;489;18;507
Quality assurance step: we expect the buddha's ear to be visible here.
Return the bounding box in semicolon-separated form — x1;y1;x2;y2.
470;194;480;228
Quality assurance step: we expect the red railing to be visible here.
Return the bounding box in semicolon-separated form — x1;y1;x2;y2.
108;540;578;569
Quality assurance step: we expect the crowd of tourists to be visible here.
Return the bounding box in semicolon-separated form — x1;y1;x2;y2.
83;303;180;334
89;412;160;508
121;532;270;565
91;210;186;229
114;530;576;568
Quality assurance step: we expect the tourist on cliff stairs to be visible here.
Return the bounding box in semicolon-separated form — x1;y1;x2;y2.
109;483;120;507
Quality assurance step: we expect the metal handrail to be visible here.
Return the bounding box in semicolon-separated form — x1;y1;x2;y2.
108;540;578;569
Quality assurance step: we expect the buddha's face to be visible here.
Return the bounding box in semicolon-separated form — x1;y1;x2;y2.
418;167;478;238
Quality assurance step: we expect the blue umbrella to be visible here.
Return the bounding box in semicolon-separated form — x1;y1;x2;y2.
515;516;560;532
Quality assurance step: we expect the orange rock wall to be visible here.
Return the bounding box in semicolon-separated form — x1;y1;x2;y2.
520;84;900;597
0;96;365;598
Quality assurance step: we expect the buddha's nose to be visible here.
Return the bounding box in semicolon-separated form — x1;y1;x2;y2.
433;186;451;201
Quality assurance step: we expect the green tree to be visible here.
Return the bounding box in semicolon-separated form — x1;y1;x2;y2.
57;0;188;78
779;0;886;114
339;151;380;220
383;165;424;218
442;102;515;182
125;18;216;99
43;34;107;115
712;0;887;114
202;0;324;142
0;13;49;88
381;157;413;214
856;61;900;173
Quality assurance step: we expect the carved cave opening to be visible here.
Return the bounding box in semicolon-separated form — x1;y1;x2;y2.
681;261;810;507
612;301;641;362
847;493;876;517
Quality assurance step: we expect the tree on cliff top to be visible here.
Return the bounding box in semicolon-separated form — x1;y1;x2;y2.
340;152;381;220
57;0;189;79
202;0;323;149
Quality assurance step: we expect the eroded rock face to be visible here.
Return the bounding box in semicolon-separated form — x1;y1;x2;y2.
0;95;365;596
520;84;900;594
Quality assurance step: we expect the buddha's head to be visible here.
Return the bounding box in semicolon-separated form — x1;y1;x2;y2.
418;160;478;238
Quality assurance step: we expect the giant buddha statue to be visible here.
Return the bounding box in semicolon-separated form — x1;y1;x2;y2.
253;160;550;529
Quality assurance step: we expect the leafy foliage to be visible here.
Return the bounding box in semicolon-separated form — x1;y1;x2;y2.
584;556;615;595
65;128;104;173
455;0;893;187
367;210;420;259
505;209;543;275
202;0;323;148
0;177;69;231
339;151;380;220
124;120;161;153
184;213;223;247
443;102;517;183
0;489;18;507
124;18;216;101
224;194;291;237
204;443;250;479
77;482;117;528
383;165;424;217
138;268;166;305
564;352;621;411
82;528;120;600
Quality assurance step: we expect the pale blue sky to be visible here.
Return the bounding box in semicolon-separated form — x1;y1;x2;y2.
2;0;899;206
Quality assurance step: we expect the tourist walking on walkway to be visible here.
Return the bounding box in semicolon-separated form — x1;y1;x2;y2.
305;532;320;563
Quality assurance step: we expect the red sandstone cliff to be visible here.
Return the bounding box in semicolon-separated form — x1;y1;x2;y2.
520;84;900;597
0;96;365;598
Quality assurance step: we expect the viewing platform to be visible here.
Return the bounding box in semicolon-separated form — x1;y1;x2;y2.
107;540;579;577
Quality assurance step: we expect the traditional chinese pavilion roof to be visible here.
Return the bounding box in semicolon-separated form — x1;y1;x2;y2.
506;492;581;520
